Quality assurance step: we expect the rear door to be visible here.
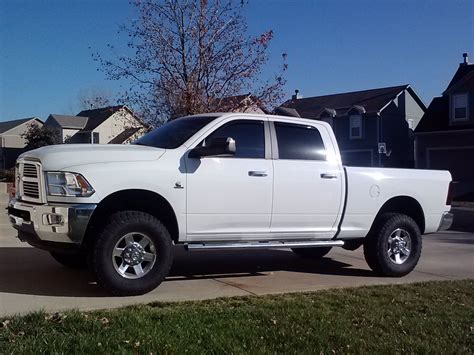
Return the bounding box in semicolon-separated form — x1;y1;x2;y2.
270;120;344;239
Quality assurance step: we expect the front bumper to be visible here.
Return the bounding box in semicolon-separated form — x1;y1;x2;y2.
8;198;96;249
437;211;453;231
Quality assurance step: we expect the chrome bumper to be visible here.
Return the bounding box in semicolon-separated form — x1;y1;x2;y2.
8;198;96;245
437;211;453;232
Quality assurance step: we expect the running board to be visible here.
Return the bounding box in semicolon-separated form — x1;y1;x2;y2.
185;240;344;251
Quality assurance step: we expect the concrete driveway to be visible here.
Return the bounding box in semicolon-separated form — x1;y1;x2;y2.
1;226;473;317
0;185;473;317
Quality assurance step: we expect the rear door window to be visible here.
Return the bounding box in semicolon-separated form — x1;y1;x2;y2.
274;122;326;160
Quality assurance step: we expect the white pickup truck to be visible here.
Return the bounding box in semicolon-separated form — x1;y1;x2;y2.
9;113;453;295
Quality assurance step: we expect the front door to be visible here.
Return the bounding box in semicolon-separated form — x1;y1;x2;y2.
185;118;273;241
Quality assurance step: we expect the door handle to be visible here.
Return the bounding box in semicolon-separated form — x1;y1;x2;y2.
248;171;267;177
320;173;338;179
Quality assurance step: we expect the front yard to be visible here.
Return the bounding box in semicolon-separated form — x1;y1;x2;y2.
1;280;472;353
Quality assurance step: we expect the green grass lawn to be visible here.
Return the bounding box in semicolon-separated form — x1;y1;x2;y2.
1;280;473;354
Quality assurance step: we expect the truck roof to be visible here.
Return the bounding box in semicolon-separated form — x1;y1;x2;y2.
185;112;332;129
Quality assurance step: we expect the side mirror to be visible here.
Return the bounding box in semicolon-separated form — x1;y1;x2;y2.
189;137;236;158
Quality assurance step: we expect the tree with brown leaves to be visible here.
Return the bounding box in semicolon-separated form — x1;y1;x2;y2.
93;0;287;125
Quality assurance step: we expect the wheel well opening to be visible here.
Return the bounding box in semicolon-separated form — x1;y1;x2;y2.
374;196;425;234
83;189;179;248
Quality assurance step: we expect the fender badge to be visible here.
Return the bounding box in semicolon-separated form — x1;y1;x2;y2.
174;182;184;189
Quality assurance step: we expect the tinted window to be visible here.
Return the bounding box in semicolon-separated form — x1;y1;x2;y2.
275;122;326;160
134;115;218;149
205;120;265;158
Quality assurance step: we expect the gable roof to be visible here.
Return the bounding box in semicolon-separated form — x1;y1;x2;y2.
77;105;127;131
0;117;42;134
280;85;423;118
416;96;474;133
108;127;142;144
415;97;450;132
48;114;88;129
443;63;474;95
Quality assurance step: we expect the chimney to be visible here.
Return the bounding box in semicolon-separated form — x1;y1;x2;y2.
462;52;469;65
291;89;302;100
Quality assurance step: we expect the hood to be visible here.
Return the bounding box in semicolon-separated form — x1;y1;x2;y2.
20;144;165;171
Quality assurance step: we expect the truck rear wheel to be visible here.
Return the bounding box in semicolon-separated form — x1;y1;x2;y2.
364;213;421;277
90;211;173;296
291;247;332;259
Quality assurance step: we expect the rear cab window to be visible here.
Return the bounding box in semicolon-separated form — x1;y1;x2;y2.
273;121;327;161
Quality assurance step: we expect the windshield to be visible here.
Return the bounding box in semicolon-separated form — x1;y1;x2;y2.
134;115;219;149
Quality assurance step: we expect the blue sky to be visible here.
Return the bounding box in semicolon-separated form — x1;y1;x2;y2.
0;0;473;121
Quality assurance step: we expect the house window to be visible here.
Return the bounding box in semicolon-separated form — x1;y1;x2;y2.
349;115;362;139
92;132;100;144
451;93;468;121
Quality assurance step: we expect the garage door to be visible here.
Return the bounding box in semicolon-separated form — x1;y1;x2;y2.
427;147;474;181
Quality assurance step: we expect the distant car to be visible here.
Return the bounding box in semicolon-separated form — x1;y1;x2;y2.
9;113;453;295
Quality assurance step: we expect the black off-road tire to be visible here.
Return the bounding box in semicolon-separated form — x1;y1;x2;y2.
90;211;173;296
291;247;332;259
50;251;87;269
363;213;422;277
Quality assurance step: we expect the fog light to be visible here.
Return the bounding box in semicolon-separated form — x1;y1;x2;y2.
44;213;64;226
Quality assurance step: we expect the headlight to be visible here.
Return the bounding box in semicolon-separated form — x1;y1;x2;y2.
46;172;95;197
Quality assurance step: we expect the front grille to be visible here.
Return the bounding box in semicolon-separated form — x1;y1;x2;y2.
18;160;44;203
23;164;38;178
23;181;40;198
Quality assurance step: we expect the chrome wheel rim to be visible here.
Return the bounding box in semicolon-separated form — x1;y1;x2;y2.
387;228;412;265
112;232;157;279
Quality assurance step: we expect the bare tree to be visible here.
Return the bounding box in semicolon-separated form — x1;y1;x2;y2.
78;88;112;110
93;0;287;125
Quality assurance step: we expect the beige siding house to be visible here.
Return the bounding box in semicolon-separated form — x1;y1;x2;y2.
43;105;148;144
218;94;267;114
0;117;43;169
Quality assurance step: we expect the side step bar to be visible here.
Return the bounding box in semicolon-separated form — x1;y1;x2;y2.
185;240;344;251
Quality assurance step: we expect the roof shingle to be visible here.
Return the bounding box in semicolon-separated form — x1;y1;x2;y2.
77;105;125;131
281;85;410;118
444;63;474;94
48;114;88;129
0;117;42;134
108;127;141;144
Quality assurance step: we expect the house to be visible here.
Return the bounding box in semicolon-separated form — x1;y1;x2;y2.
415;53;474;200
217;93;267;114
279;85;426;168
44;114;88;142
0;117;43;169
44;105;148;144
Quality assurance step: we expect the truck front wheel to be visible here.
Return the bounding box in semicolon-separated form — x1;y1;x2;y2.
90;211;173;296
364;213;422;277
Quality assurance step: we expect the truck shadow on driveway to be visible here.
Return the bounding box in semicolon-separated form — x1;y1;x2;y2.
0;246;374;298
